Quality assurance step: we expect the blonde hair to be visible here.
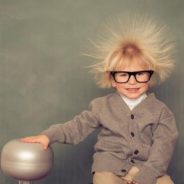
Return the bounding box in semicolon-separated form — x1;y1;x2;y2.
87;15;175;88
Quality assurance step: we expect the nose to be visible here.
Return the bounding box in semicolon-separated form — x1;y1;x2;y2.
128;75;137;84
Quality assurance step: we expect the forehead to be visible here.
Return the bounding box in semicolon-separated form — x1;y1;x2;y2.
115;58;149;71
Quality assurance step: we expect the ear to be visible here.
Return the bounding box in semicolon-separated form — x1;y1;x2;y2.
111;79;117;88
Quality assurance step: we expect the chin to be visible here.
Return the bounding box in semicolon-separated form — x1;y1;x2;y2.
127;95;141;99
124;92;143;99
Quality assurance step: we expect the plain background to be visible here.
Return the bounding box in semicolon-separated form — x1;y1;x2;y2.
0;0;184;183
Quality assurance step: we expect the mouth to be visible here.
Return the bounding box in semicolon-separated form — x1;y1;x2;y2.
126;88;140;93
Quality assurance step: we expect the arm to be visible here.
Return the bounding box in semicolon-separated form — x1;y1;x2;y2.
41;99;101;145
41;108;100;144
133;107;178;184
21;100;100;147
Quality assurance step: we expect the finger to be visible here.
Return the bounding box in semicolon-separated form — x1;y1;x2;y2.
21;137;48;149
20;137;33;142
20;137;39;143
21;138;35;143
43;144;48;150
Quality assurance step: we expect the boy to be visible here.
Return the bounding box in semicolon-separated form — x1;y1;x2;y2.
22;16;178;184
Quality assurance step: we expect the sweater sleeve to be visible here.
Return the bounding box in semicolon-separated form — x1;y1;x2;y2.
133;106;178;184
41;100;100;144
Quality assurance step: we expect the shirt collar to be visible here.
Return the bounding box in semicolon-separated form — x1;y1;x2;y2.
120;93;147;110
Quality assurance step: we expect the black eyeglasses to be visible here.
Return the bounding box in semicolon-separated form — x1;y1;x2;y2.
110;70;154;83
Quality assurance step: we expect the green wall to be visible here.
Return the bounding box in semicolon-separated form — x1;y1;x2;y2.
0;0;184;183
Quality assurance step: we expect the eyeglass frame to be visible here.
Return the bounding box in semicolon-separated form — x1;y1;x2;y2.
110;70;154;83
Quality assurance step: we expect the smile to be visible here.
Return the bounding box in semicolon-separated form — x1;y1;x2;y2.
126;88;140;92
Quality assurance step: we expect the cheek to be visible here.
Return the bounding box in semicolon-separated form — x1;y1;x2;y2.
140;83;149;91
115;84;127;91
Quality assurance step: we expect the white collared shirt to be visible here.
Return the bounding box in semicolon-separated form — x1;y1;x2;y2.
121;93;147;110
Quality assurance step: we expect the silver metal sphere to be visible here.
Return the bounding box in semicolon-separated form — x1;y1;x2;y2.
0;139;53;181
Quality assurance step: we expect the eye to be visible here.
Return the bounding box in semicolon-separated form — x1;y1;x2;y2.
137;71;145;76
118;73;128;77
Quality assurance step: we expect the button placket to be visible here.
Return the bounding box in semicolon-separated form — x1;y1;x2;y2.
129;113;137;164
130;114;135;138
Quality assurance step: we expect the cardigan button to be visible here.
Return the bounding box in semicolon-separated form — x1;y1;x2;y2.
134;150;139;155
121;169;127;172
130;159;135;164
130;132;135;137
131;114;134;119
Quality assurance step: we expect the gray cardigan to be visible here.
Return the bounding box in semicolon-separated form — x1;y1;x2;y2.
42;92;178;184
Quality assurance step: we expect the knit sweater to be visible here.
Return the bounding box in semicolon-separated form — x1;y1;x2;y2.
41;92;178;184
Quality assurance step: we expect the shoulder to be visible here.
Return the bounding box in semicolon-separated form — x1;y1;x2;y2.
89;92;119;109
90;92;116;104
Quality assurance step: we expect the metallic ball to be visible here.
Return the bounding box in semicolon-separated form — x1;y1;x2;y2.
1;139;53;181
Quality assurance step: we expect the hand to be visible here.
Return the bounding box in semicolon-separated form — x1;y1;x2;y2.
21;135;50;150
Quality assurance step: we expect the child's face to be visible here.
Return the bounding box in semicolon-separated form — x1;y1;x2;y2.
111;61;150;99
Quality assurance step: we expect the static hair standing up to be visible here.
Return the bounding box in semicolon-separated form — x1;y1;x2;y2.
88;15;175;88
